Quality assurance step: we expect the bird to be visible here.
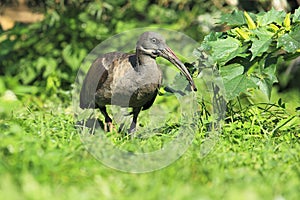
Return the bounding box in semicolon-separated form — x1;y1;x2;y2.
79;31;197;135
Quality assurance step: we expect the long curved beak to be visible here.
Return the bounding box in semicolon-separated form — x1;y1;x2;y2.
159;46;197;91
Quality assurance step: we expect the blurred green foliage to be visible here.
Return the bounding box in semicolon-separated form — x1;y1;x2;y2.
0;0;222;100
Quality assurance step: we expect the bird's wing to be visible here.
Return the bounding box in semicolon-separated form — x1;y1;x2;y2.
79;52;125;109
141;89;159;111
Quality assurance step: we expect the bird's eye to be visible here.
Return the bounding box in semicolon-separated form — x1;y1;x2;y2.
151;38;157;44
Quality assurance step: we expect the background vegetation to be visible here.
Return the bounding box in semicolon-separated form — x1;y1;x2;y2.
0;0;299;199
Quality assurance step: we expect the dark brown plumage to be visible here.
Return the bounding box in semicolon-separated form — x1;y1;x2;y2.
80;31;196;134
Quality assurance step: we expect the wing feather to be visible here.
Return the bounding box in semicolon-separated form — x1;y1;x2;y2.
79;52;125;109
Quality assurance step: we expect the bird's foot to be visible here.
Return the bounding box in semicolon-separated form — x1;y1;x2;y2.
127;124;137;138
127;129;135;139
104;122;115;132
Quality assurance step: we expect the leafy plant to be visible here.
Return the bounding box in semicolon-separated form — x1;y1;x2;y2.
197;8;300;101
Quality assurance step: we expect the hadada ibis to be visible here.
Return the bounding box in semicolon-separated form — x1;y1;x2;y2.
80;31;197;134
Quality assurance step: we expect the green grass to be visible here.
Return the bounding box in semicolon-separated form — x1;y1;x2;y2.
0;91;299;200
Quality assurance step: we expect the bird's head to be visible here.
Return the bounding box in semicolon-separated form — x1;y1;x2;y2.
136;31;197;92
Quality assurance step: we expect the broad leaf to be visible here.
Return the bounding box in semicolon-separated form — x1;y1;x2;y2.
62;45;87;70
250;39;272;60
277;26;300;53
201;32;222;51
263;64;278;84
251;68;277;99
173;74;188;90
292;7;300;23
252;27;275;39
209;37;244;65
250;64;278;99
250;28;274;59
219;10;246;26
36;57;58;78
223;74;257;100
0;39;16;57
220;63;244;81
256;8;285;26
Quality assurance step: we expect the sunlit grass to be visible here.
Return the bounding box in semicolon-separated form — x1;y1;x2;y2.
0;90;299;199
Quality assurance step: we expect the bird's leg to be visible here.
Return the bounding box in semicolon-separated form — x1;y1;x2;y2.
128;107;141;137
99;106;113;132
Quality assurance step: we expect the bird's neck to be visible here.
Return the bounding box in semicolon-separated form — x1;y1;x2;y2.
135;49;157;71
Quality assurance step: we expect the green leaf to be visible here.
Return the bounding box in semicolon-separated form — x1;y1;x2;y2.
0;39;15;57
263;64;278;84
271;115;296;134
0;77;6;95
292;7;300;23
115;20;137;33
200;32;222;51
256;8;285;26
133;0;148;12
252;27;275;39
277;26;300;53
43;58;58;78
250;64;278;99
250;39;272;59
14;85;40;94
36;57;57;78
220;63;244;81
62;45;87;70
219;10;246;26
223;74;257;100
205;32;223;42
172;73;190;91
250;28;274;59
208;37;244;65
